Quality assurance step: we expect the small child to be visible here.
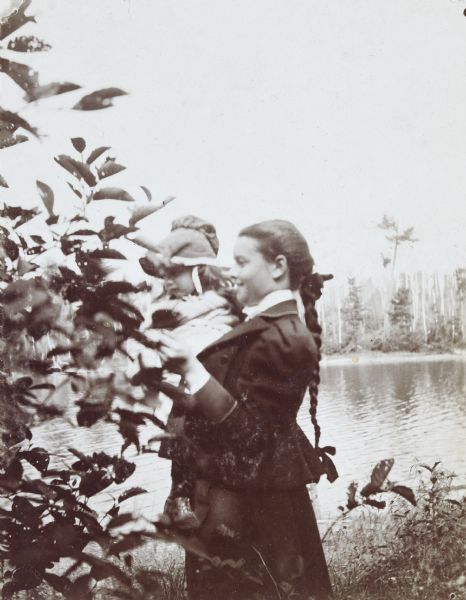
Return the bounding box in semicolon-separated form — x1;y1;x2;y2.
134;216;239;527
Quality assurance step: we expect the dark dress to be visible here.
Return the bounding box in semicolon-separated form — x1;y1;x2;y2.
161;299;334;599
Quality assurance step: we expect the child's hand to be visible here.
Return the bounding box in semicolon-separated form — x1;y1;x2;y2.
156;331;198;376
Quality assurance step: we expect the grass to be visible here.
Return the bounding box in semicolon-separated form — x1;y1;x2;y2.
18;464;465;599
325;465;466;600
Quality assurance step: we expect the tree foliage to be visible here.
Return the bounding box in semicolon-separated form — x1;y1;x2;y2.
0;4;203;598
341;277;364;352
377;214;418;277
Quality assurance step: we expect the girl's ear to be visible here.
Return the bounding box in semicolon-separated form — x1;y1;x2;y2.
271;254;289;281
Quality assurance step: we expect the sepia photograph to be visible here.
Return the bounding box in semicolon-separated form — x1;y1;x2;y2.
1;1;465;598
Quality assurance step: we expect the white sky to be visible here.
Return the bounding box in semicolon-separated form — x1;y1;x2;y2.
1;0;466;282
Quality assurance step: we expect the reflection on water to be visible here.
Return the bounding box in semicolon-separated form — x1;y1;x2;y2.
313;357;466;518
33;357;466;521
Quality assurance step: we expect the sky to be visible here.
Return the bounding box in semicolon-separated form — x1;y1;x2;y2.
1;0;466;283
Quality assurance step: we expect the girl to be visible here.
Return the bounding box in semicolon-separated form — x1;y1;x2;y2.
155;219;337;600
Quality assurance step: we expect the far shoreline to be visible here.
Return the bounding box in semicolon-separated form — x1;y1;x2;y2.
320;349;466;367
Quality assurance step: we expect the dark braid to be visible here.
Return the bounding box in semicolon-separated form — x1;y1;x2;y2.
240;220;336;477
300;273;327;448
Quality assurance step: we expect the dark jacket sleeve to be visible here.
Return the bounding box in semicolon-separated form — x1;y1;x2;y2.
188;319;323;488
197;320;316;424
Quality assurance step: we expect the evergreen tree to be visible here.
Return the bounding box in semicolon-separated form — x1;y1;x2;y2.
341;277;364;351
386;287;420;351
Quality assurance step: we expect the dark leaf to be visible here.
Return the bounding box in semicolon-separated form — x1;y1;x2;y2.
86;146;110;164
118;487;147;503
130;366;164;389
112;457;136;484
65;574;93;600
2;236;19;260
0;1;35;41
0;203;39;225
98;281;139;295
361;459;394;497
70;229;98;236
54;155;96;187
98;160;126;179
99;216;134;241
43;573;67;593
17;256;38;276
17;234;27;249
363;498;386;510
0;455;23;490
36;180;54;216
28;81;81;102
61;235;82;255
140;185;152;201
79;471;113;497
140;410;167;431
0;132;28;149
89;248;126;260
88;556;130;584
26;247;43;257
19;447;50;474
107;503;120;518
58;265;80;281
68;447;88;460
7;35;51;52
71;137;86;153
134;568;167;592
0;174;8;187
0;108;39;137
11;496;42;526
346;481;359;510
114;408;147;426
75;249;111;281
107;513;135;529
73;87;128;111
2;566;43;597
0;56;38;96
119;422;140;453
45;214;59;225
93;187;135;202
67;182;83;198
76;402;110;427
30;235;45;244
26;358;57;375
110;532;146;555
129;203;165;227
152;308;182;329
390;485;416;506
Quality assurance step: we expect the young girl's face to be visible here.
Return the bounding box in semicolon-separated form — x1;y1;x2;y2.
233;236;277;306
164;265;195;298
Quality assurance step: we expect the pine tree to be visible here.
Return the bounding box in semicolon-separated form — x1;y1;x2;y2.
387;287;420;350
341;277;364;351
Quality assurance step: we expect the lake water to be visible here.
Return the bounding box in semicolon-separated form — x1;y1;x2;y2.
32;355;466;523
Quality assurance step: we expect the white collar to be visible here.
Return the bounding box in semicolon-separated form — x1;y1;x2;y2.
242;289;295;321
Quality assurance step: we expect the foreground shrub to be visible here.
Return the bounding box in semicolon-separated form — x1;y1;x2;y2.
326;462;465;600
